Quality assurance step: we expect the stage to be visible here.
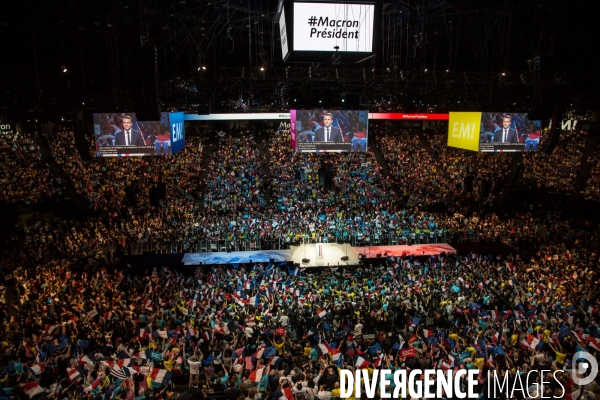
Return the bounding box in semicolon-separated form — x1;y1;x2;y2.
181;243;456;266
290;243;360;266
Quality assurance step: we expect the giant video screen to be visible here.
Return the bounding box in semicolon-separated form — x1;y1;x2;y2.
479;113;542;152
448;112;542;152
293;2;374;53
290;109;369;152
94;112;185;157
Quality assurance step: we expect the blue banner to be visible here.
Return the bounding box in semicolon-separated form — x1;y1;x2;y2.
169;112;186;154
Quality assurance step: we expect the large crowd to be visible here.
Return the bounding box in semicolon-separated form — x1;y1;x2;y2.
0;130;61;204
2;121;600;400
376;127;510;215
2;214;600;400
7;124;596;253
428;132;512;208
43;128;206;247
583;142;600;202
520;131;586;193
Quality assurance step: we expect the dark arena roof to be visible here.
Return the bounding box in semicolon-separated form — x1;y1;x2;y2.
0;1;599;400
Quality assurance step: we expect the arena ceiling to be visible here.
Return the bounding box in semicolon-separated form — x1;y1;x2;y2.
0;0;596;117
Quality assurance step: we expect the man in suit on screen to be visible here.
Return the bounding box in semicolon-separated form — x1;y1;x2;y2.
314;113;343;143
494;115;518;143
114;115;146;146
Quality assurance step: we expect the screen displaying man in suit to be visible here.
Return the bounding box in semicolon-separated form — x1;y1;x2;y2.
494;115;518;143
314;113;343;143
114;116;146;146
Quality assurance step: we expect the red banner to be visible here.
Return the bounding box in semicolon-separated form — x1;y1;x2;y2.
369;113;449;120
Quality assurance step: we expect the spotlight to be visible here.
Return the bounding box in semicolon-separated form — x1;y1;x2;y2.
62;66;67;73
501;72;506;76
446;69;449;72
424;68;428;72
341;99;345;103
260;67;265;71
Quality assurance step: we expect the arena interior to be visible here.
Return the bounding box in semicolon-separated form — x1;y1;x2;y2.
0;1;599;399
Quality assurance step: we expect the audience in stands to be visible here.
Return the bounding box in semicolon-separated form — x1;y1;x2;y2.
520;131;585;192
584;142;600;201
0;130;60;204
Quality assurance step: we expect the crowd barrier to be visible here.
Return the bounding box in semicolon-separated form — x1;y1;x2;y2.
119;230;493;256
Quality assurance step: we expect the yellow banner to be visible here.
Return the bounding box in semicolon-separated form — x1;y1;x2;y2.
447;112;482;151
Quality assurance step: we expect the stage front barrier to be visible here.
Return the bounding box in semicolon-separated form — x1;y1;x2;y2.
124;230;488;256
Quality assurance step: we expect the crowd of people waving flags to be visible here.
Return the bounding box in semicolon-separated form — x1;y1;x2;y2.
2;242;600;400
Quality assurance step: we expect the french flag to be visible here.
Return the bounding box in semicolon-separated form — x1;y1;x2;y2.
315;343;332;356
67;367;83;382
134;349;151;359
331;349;342;363
83;379;101;393
187;328;199;338
527;336;540;350
249;296;260;306
586;337;600;351
269;356;283;368
149;368;173;385
249;366;269;382
354;355;371;368
316;309;328;319
78;353;96;365
23;382;46;399
447;354;456;367
492;331;500;344
136;327;148;339
255;345;267;359
278;386;294;400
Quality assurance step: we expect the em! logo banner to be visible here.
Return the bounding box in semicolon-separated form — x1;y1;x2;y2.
448;112;482;152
